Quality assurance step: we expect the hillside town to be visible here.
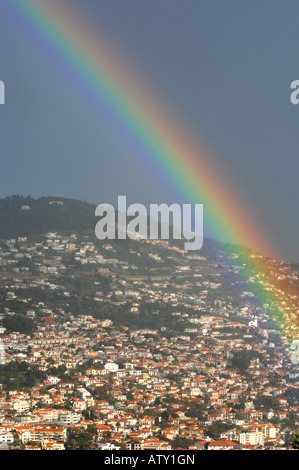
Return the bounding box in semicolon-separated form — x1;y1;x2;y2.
0;226;298;450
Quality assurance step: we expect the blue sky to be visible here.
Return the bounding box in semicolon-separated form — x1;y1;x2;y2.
0;0;299;261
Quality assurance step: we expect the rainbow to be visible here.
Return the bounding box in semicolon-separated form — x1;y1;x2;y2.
2;0;298;341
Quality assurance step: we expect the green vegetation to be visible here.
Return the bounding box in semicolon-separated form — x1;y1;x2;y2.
0;195;96;238
230;350;264;374
2;314;35;334
66;426;97;449
292;433;299;449
0;362;47;390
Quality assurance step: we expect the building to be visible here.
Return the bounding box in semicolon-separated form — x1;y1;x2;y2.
239;432;264;447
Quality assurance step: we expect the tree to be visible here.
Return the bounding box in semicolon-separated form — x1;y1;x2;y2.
2;314;35;334
292;433;299;450
171;436;193;449
66;427;96;450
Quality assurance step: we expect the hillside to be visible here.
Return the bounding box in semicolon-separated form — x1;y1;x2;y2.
0;195;96;239
0;195;297;337
0;195;221;257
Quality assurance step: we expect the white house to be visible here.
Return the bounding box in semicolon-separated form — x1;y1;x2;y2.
0;431;14;445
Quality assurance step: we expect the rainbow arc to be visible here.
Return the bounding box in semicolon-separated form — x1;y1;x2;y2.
2;0;298;341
